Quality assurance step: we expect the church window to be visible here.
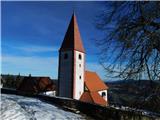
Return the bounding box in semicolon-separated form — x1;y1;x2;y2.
79;64;81;67
79;54;82;60
79;75;81;79
102;92;106;97
64;53;68;59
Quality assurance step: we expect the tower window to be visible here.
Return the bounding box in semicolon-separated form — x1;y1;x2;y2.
79;75;81;79
64;53;68;59
79;64;81;67
79;54;82;60
101;92;106;97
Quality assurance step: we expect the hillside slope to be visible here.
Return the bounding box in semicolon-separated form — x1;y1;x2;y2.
106;80;160;114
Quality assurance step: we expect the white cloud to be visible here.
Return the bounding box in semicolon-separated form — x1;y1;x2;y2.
2;55;105;80
15;45;58;53
2;55;58;79
1;55;120;81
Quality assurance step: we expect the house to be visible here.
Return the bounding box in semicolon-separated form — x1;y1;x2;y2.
58;13;109;106
18;76;56;94
80;71;108;106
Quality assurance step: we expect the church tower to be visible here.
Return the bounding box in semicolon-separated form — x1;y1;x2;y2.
58;13;85;100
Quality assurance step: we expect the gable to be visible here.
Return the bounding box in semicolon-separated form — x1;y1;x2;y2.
85;71;109;92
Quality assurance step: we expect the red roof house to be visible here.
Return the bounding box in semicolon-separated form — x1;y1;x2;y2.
80;71;109;106
85;71;108;92
18;76;56;94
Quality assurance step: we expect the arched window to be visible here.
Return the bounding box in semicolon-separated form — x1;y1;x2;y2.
79;54;82;60
64;53;68;59
79;75;81;79
102;92;106;97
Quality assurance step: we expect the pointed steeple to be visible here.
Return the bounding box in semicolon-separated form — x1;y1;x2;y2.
60;13;85;53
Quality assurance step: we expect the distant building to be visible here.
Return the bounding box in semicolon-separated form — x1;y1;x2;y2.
58;13;109;106
18;76;56;94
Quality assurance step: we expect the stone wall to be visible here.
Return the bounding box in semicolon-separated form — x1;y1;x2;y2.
1;88;159;120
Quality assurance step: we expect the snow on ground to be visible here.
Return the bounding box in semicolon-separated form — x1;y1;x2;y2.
110;105;160;117
0;94;88;120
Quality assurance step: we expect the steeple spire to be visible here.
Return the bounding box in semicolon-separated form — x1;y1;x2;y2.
58;13;85;100
60;13;85;53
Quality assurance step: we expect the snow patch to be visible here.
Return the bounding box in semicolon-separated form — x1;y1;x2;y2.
1;94;87;120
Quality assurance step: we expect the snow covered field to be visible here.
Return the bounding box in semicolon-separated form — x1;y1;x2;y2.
1;94;88;120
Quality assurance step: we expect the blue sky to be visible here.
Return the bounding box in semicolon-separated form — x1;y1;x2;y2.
1;1;109;80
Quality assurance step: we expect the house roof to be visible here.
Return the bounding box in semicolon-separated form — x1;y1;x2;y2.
80;91;107;106
85;71;109;92
59;13;85;53
18;77;56;93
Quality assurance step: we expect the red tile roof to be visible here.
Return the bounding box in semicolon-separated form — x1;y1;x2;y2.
85;71;109;92
18;77;56;93
59;13;85;53
80;91;107;106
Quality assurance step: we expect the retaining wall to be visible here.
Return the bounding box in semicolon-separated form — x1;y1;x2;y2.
1;88;159;120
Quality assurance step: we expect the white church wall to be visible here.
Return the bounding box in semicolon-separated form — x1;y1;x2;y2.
59;51;73;98
98;90;108;102
73;51;85;100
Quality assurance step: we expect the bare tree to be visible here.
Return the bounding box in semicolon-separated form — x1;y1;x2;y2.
96;1;160;81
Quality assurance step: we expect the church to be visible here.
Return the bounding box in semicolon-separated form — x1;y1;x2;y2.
58;13;109;106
